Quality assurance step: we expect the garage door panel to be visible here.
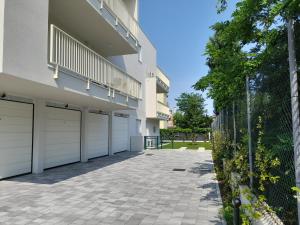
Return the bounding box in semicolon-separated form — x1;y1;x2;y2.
0;100;33;179
0;141;32;152
0;117;32;125
45;150;80;160
0;163;31;179
46;108;80;119
0;102;32;117
87;113;108;159
46;121;80;132
0;151;31;164
0;125;32;133
45;157;79;169
46;132;81;143
0;133;32;146
112;116;129;154
45;143;80;152
45;107;81;169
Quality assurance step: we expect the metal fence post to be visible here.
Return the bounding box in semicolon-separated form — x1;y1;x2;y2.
233;198;241;225
233;101;237;153
246;76;254;190
287;18;300;223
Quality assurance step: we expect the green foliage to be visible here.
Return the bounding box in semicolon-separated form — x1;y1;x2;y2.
220;205;233;225
207;1;299;222
174;92;212;129
234;133;250;184
194;0;300;111
212;115;282;222
173;112;185;128
162;142;212;150
160;128;211;141
255;116;281;192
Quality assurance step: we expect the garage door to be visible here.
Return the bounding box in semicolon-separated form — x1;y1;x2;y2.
0;100;33;179
112;115;129;154
45;107;81;169
87;113;109;159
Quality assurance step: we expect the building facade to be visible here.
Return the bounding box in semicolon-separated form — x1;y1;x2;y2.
0;0;170;179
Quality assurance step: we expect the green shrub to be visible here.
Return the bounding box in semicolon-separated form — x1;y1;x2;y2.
220;205;234;225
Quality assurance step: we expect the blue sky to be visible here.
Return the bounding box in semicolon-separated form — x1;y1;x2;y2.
139;0;239;115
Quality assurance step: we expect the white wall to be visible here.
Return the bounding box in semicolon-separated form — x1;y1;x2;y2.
145;77;157;118
2;0;49;82
160;120;168;129
109;27;157;137
123;0;139;21
0;0;5;73
146;119;159;136
1;0;160;152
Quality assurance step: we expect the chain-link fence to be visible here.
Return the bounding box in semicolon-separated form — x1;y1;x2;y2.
212;72;297;224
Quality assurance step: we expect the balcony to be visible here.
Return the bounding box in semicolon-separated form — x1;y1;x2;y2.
49;25;141;99
49;0;139;56
156;68;170;93
145;67;171;120
157;101;170;120
102;0;139;37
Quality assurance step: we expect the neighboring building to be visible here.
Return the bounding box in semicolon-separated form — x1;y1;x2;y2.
0;0;170;179
145;67;170;134
157;90;170;129
167;110;175;128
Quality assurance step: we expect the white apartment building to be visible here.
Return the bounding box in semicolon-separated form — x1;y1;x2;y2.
0;0;170;179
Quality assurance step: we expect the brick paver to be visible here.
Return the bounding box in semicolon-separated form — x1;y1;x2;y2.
0;150;223;225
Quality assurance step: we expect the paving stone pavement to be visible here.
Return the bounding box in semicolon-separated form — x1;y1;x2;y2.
0;150;223;225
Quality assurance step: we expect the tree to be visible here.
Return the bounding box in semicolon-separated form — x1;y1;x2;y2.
198;1;300;223
174;92;211;129
173;111;185;128
195;0;300;112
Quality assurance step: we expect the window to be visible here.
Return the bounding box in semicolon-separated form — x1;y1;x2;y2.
153;126;156;134
138;45;142;63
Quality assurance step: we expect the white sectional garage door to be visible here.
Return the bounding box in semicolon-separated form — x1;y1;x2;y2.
112;115;129;154
87;113;109;159
45;107;81;169
0;100;33;179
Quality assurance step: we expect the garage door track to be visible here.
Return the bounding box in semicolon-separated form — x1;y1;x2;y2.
0;150;223;225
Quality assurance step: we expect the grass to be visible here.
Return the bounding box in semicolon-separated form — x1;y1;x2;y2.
161;141;212;150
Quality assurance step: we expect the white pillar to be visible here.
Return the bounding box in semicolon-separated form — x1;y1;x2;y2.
80;108;88;162
108;112;113;156
32;99;46;174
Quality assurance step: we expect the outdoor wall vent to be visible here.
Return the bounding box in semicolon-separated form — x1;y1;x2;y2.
172;168;186;172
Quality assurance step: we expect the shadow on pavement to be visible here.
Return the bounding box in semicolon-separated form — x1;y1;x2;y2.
6;151;143;185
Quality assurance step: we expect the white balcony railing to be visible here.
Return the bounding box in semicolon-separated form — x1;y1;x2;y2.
157;101;170;116
49;25;141;99
103;0;139;37
157;67;170;88
87;0;138;49
157;93;168;106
